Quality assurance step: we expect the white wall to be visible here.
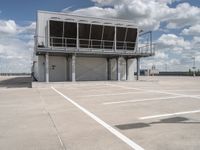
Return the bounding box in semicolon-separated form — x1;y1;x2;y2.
76;57;107;81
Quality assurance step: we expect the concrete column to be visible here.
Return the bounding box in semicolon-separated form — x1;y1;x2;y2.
66;57;70;81
116;57;120;81
72;55;76;82
126;58;128;80
137;57;140;80
45;53;49;83
107;58;110;80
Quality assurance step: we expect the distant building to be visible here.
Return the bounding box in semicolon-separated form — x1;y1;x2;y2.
33;11;155;82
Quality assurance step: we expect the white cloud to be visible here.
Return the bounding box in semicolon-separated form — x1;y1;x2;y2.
67;0;178;31
0;20;35;73
154;51;168;59
142;32;200;71
67;0;200;31
157;34;191;51
170;58;180;65
72;6;117;18
20;22;36;34
0;20;18;34
182;24;200;36
62;6;73;13
193;36;200;46
166;3;200;29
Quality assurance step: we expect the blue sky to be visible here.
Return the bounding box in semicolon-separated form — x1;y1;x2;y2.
0;0;200;73
0;0;93;21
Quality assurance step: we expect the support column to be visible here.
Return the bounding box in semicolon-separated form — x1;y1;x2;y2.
125;58;128;80
76;23;79;50
137;57;140;80
107;58;110;80
45;53;49;83
114;26;117;51
116;57;120;81
66;57;70;81
72;55;76;82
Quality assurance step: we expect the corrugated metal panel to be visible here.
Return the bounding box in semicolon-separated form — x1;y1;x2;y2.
49;56;67;82
76;57;107;81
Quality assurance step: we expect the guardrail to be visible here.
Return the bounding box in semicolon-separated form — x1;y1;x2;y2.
35;36;155;55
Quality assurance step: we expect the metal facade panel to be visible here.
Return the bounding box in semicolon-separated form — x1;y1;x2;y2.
49;56;67;82
76;57;107;81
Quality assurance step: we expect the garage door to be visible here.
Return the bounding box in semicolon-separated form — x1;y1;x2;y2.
76;57;107;81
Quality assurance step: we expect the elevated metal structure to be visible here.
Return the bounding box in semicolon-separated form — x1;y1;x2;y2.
33;11;155;82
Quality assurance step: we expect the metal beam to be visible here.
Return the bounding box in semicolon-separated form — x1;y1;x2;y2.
100;25;105;49
114;26;117;51
88;24;92;48
123;28;128;50
45;53;49;83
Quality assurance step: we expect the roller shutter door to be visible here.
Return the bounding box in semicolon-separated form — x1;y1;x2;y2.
76;57;107;81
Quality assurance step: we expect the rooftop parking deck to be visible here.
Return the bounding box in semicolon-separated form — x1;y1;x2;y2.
0;76;200;150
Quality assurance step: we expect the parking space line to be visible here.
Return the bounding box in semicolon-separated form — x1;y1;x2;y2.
139;109;200;120
103;95;185;105
108;84;200;100
51;86;144;150
79;91;145;98
164;89;200;92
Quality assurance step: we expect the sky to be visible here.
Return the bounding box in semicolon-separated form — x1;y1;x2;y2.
0;0;200;73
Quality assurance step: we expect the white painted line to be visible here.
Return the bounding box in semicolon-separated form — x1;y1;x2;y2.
79;91;145;98
140;109;200;120
103;95;185;105
108;84;143;91
51;86;144;150
108;84;200;100
164;89;200;92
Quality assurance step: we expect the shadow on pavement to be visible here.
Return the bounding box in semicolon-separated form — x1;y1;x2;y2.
115;117;200;130
0;76;32;88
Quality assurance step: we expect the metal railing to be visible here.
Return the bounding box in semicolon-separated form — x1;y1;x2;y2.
35;36;155;55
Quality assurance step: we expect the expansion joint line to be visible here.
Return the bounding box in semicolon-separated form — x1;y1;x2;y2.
37;89;67;150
